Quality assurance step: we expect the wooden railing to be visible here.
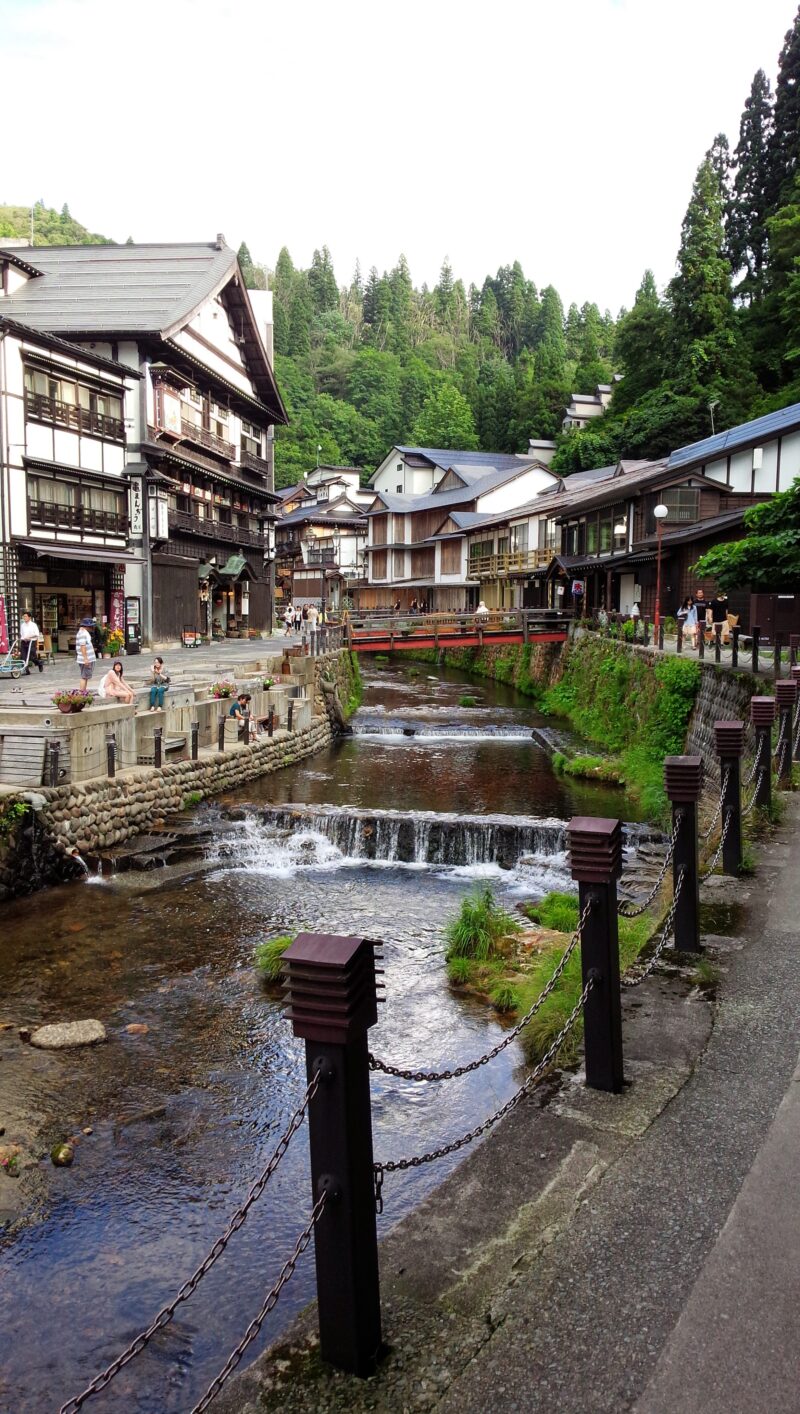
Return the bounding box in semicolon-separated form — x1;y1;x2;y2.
168;508;263;548
467;547;551;576
28;500;128;535
240;448;274;489
25;392;125;442
178;420;236;460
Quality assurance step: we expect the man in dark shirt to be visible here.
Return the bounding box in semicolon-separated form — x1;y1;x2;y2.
709;592;729;643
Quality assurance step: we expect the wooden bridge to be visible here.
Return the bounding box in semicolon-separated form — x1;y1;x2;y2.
343;610;570;654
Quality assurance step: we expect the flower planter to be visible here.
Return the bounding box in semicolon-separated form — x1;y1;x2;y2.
56;700;87;714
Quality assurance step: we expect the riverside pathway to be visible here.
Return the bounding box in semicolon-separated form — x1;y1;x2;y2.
217;798;800;1414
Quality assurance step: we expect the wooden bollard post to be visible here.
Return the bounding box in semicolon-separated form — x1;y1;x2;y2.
48;739;60;787
658;621;665;651
268;707;275;738
774;632;783;680
218;714;226;753
775;679;796;787
791;633;800;668
153;727;163;770
713;721;745;875
288;699;294;732
677;622;683;654
752;625;761;675
567;817;624;1093
664;756;703;952
191;720;199;761
751;697;775;813
698;629;706;660
731;625;740;668
282;933;384;1375
714;624;722;663
240;710;251;744
643;617;650;646
106;733;116;779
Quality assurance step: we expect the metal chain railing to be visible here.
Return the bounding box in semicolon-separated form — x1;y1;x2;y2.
701;766;729;840
618;815;681;918
773;715;788;763
368;899;595;1083
742;737;765;788
742;771;766;818
775;719;791;780
794;705;800;757
699;809;733;884
190;1192;328;1414
621;868;686;987
58;1070;322;1414
373;973;594;1209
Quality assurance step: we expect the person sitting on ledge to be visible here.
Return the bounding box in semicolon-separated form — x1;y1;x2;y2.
100;660;135;705
229;691;257;740
148;657;170;712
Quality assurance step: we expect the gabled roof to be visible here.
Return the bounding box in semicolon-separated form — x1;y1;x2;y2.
668;399;800;470
278;496;366;528
0;239;286;422
636;507;748;547
367;445;531;486
367;459;551;515
277;483;314;502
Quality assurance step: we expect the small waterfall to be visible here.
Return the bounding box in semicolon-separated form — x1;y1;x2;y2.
351;725;536;742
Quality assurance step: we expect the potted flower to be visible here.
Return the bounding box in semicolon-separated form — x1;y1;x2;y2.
262;676;275;690
210;679;235;699
52;690;93;714
106;627;125;657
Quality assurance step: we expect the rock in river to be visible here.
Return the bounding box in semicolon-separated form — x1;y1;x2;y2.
50;1144;74;1167
30;1020;107;1050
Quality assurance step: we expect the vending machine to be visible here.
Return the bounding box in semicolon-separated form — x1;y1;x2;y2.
125;596;141;655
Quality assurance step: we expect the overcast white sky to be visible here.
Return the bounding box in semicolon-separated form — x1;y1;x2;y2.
1;0;796;312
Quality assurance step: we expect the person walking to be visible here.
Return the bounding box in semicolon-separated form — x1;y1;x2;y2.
293;603;302;632
20;612;43;674
75;616;96;695
283;602;294;636
307;602;319;638
678;596;698;649
709;589;730;646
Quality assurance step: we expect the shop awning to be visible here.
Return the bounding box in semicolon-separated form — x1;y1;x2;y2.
20;541;145;564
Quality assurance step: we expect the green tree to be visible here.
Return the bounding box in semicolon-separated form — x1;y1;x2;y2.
766;7;800;211
288;279;313;356
613;270;671;411
308;246;339;315
693;477;800;588
411;383;479;450
728;69;773;299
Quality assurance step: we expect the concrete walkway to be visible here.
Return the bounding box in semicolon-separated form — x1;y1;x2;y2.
218;797;800;1414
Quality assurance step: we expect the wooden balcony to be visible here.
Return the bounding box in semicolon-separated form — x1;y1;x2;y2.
168;508;264;549
467;548;551;577
240;448;274;490
29;499;128;536
25;391;125;442
178;420;236;460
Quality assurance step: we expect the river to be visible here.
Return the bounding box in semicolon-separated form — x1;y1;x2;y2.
0;660;645;1413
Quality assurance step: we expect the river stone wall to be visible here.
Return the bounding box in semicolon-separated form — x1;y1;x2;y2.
686;661;763;782
0;648;358;893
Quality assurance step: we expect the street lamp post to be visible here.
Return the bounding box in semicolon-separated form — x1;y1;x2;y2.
653;503;669;633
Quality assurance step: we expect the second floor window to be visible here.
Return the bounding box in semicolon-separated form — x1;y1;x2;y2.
241;419;263;457
25;368;123;438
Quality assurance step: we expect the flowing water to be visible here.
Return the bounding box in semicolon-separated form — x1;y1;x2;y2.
0;660;647;1413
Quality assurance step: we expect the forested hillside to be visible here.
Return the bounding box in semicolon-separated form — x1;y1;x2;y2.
239;5;800;487
0;200;110;246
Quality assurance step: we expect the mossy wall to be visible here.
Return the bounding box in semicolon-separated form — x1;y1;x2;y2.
400;641;562;698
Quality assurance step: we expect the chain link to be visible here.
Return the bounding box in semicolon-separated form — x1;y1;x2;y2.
190;1192;327;1413
741;771;766;818
373;973;594;1201
369;899;595;1084
621;868;686;987
773;715;788;762
58;1070;322;1414
618;815;681;918
742;736;765;788
699;809;733;884
701;766;729;840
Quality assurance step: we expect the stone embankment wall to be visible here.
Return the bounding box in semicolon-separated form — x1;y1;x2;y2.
402;640;563;697
0;649;358;894
686;662;762;780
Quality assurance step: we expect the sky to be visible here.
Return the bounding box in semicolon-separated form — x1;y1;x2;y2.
1;0;796;313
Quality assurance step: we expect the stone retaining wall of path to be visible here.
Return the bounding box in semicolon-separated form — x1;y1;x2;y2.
0;648;359;895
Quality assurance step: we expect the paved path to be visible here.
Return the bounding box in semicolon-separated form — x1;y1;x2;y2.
218;798;800;1414
0;634;310;707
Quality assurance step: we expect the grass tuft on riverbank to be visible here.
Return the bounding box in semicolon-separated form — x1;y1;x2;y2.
446;889;654;1067
445;886;521;964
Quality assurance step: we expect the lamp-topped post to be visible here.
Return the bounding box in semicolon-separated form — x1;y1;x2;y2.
653;503;669;633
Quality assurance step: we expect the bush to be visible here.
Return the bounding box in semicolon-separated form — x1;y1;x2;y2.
489;980;521;1012
447;956;473;985
254;935;294;982
524;892;580;933
458;694;478;707
445;887;521;962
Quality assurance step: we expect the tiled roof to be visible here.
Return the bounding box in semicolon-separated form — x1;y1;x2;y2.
368;459;544;514
0;315;141;378
668;400;800;469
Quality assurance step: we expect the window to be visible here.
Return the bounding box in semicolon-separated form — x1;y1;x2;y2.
612;503;627;551
396;484;403;493
539;518;558;551
659;487;700;524
24;367;123;435
510;523;528;553
586;515;598;554
316;486;329;502
241;419;263;457
599;509;612;554
188;387;202;408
